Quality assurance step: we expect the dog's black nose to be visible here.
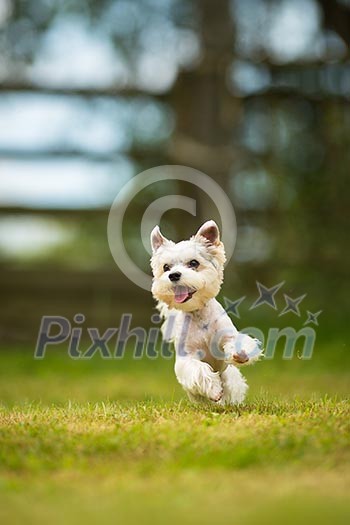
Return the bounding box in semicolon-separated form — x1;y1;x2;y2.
169;272;181;282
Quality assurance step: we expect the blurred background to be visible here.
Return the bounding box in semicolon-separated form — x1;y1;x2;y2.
0;0;349;348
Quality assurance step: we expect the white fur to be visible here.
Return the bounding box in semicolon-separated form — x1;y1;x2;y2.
150;221;263;406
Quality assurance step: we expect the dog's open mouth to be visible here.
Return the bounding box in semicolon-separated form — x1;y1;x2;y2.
174;286;196;304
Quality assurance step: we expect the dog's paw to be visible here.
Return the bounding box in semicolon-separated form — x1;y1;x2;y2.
224;334;263;365
208;383;224;402
224;348;249;365
231;350;249;364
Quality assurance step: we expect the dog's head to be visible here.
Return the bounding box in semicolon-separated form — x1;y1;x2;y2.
150;220;226;312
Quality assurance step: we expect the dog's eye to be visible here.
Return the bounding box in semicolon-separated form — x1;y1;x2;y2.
163;264;171;272
188;259;199;269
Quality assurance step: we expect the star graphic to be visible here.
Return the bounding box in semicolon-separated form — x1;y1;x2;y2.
279;294;307;316
224;296;246;318
304;310;322;326
250;281;285;310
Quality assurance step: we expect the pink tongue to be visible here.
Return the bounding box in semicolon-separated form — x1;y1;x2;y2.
174;286;190;303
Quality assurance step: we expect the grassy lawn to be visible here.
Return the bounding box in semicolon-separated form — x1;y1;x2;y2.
0;345;349;524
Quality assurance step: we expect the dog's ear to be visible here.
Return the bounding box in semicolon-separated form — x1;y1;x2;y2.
150;225;169;253
195;220;220;245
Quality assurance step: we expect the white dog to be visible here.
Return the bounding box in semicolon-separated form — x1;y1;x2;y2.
150;220;262;406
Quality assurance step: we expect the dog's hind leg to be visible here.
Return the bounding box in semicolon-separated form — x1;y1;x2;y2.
175;356;223;402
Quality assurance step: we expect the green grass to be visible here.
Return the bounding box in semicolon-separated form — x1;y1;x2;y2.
0;345;349;524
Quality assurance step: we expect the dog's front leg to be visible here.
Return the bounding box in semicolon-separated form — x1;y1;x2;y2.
174;355;223;402
223;333;262;366
214;312;262;366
